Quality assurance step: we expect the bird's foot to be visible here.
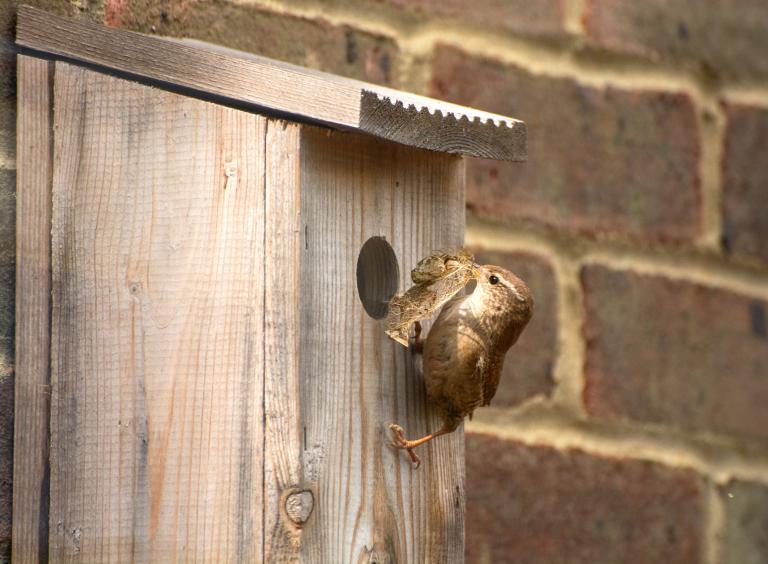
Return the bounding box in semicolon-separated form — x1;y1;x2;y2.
411;321;424;354
387;423;422;468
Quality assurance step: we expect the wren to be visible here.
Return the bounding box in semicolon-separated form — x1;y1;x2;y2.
389;264;533;467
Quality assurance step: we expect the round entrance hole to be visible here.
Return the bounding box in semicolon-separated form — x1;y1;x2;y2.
356;237;400;320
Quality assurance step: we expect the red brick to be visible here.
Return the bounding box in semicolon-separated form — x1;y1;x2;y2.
0;38;13;100
466;433;704;564
722;103;768;263
0;281;11;562
0;98;13;175
0;266;12;343
107;0;400;86
0;349;12;562
430;45;701;242
582;265;768;443
720;479;768;564
470;249;557;406
0;170;14;268
2;25;17;210
583;0;768;83
1;0;100;36
308;0;567;39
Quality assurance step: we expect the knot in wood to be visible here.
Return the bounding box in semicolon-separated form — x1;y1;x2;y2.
284;489;314;525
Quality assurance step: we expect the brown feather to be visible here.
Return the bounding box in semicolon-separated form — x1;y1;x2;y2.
423;265;533;423
388;264;534;467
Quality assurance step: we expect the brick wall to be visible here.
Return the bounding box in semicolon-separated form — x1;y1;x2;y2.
1;1;767;562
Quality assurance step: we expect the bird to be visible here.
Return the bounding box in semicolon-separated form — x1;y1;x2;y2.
389;264;533;467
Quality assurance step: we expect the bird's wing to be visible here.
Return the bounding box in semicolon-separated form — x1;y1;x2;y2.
479;355;502;407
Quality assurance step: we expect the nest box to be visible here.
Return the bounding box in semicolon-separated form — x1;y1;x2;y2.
13;6;525;562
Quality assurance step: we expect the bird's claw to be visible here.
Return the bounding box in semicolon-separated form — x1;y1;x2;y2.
387;423;421;468
411;321;424;354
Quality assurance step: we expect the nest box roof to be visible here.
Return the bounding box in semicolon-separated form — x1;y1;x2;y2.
16;5;526;161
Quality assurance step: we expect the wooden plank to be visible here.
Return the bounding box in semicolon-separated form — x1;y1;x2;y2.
16;5;526;161
358;89;526;162
12;54;53;564
297;127;466;562
262;120;305;561
48;62;267;561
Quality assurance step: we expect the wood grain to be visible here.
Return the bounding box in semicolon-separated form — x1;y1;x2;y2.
12;54;53;564
16;5;526;161
262;120;305;561
16;50;468;561
297;127;466;562
359;90;527;161
48;62;267;561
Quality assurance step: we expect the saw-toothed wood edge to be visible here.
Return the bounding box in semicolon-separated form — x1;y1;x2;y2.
15;5;526;160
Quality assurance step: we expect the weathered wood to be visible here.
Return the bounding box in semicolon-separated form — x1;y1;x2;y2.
48;62;267;561
262;120;305;560
359;89;526;162
298;127;466;562
15;47;470;562
16;5;526;161
12;54;53;564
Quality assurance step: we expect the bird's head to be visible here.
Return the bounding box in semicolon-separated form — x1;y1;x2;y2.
472;264;534;324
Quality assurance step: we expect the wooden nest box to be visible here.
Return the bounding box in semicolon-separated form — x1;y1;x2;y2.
13;6;525;562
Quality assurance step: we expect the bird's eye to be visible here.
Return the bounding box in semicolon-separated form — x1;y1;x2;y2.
489;275;499;285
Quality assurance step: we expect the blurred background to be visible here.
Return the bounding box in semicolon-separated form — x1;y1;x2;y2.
1;1;767;562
